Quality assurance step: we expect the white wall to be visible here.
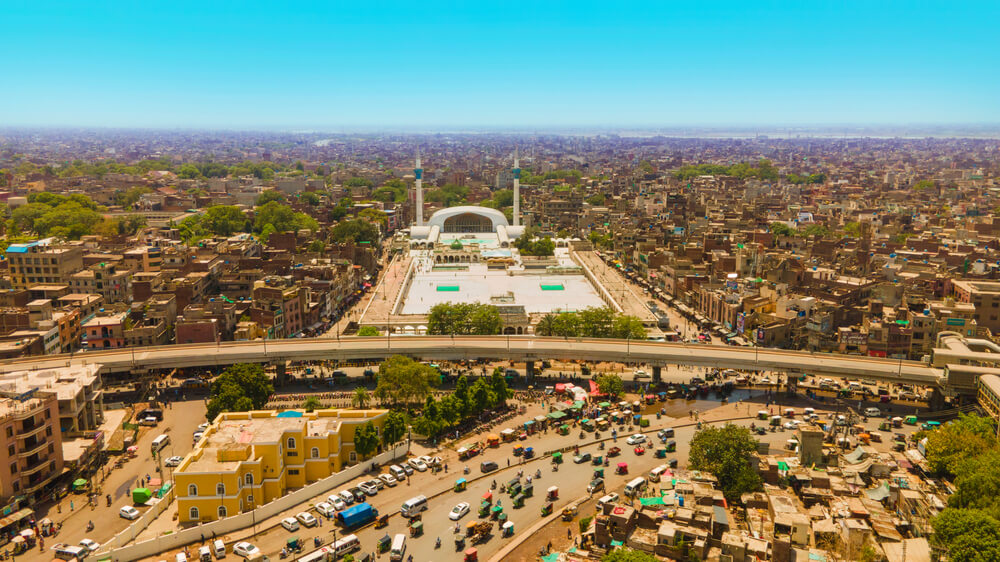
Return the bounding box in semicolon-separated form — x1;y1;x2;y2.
87;441;408;562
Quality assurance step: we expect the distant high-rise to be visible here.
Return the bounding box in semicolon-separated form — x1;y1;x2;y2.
414;148;424;227
512;147;521;227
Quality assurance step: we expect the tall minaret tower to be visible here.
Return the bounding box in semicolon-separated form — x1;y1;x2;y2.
512;147;521;226
414;148;424;227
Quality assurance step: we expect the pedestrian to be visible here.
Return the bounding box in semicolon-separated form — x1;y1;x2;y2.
567;528;572;539
201;533;205;545
507;458;510;467
70;501;74;511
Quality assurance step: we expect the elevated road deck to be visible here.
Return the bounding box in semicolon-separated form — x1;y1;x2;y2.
0;336;944;386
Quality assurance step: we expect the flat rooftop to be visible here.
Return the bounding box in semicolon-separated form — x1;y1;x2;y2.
0;365;100;400
401;263;605;315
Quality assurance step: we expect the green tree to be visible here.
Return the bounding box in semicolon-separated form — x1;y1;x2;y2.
596;374;624;397
924;413;996;477
601;548;658;562
254;201;319;234
307;239;326;253
612;315;647;339
299;191;321;206
470;378;495;413
769;222;793;236
932;508;1000;562
359;208;388;230
302;396;322;412
330;218;380;244
115;186;152;208
206;363;274;421
352;386;371;409
843;221;861;237
454;375;471;416
177;164;202;179
345;177;373;188
256;190;286;206
356;326;380;336
427;303;502;335
536;314;557;336
913;179;936;191
382;411;407;445
354;421;380;459
489;369;512;408
586;193;606;206
201;205;247;236
688;424;762;501
375;356;439;405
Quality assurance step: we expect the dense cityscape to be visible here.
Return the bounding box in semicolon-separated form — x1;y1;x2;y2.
0;127;997;562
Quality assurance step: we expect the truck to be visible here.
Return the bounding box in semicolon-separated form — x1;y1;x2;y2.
336;502;379;529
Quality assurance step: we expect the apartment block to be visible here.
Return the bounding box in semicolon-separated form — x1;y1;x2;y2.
0;391;64;503
6;239;84;290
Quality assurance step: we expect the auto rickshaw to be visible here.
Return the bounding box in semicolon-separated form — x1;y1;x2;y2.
592;455;603;466
455;533;466;550
607;446;621;457
509;481;522;496
758;410;769;420
378;534;392;553
616;462;628;475
541;502;553;516
668;458;678;468
479;501;491;517
552;452;563;464
502;521;515;537
770;415;782;427
455;478;468;492
513;493;525;508
562;505;578;521
491;505;503;520
593;468;604;479
482;491;493;504
904;415;918;425
513;445;524;456
523;447;535;459
547;486;559;500
666;440;676;453
410;520;424;537
287;537;302;553
655;448;667;458
878;421;891;431
558;424;570;436
375;514;389;528
522;483;534;497
464;547;478;562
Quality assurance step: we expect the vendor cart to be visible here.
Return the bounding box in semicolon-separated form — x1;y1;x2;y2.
562;505;577;521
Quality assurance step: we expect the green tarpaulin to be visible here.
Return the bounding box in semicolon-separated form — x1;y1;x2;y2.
640;496;665;506
436;285;460;292
547;411;567;420
540;284;565;291
777;462;790;471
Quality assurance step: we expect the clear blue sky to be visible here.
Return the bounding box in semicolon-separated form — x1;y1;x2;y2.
2;1;997;129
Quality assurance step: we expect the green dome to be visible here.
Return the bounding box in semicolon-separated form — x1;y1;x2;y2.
450;240;464;250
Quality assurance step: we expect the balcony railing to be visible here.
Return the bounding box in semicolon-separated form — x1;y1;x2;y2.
18;440;47;458
21;456;50;476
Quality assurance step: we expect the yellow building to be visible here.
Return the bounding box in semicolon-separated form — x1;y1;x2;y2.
174;408;388;523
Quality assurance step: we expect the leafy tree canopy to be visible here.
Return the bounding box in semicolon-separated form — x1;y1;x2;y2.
688;423;762;501
206;363;273;421
427;302;503;335
674;159;779;182
330;218;380;244
375;356;440;406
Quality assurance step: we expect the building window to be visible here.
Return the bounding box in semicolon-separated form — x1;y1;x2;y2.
245;473;253;486
247;495;254;506
288;469;299;476
189;507;199;520
311;447;320;459
188;484;198;496
6;445;13;457
46;427;52;436
286;437;296;450
218;506;227;518
217;483;225;496
5;427;11;438
349;452;357;463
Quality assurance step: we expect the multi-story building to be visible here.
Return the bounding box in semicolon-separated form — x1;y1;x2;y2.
81;313;127;349
174;408;388;523
122;246;163;273
69;262;131;304
950;280;1000;335
0;365;104;433
6;239;84;290
250;279;310;339
0;391;64;502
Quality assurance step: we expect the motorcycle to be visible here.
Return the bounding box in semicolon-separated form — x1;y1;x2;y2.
535;469;542;479
599;442;605;450
436;537;441;549
86;521;94;532
579;431;585;439
491;480;496;490
463;466;470;475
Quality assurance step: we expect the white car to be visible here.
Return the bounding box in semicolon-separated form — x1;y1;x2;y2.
338;490;355;505
449;502;471;520
119;506;140;520
408;458;428;472
315;502;336;517
165;456;183;467
281;517;300;532
783;421;800;430
79;539;101;552
328;495;347;511
368;478;385;490
418;455;442;467
358;482;378;496
626;434;646;445
379;474;398;487
296;512;317;527
198;422;210;432
233;543;259;558
633;370;649;379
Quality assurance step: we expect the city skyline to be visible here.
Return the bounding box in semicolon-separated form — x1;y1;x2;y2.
2;1;998;129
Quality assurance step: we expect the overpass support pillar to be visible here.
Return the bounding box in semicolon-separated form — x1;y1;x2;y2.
526;361;535;385
928;387;947;411
652;366;662;383
273;361;287;386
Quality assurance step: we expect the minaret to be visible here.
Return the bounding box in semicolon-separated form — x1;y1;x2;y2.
512;147;521;226
414;148;424;227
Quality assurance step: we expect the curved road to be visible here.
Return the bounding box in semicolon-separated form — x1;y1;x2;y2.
0;336;943;385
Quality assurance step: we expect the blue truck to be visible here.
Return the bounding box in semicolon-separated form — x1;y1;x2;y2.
336;502;379;529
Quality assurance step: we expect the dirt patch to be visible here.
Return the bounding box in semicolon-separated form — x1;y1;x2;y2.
505;496;599;561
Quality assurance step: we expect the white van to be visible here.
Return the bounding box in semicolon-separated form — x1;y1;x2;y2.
332;534;361;557
649;465;669;483
151;434;170;452
400;495;427;518
198;545;212;562
212;539;226;559
624;477;647;497
596;493;620;509
389;534;407;561
864;407;882;417
389;464;406;481
53;545;86;561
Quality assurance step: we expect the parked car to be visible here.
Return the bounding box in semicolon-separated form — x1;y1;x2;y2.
296;512;318;527
281;517;300;532
379;474;398;487
328;496;347;511
480;460;498;473
119;506;140;520
626;434;646;445
588;478;605;493
338;490;356;505
368;478;385;490
315;502;336;517
233;543;260;558
449;502;471;520
358;482;378;496
79;539;101;552
408;458;428;472
573;452;592;464
402;464;414;475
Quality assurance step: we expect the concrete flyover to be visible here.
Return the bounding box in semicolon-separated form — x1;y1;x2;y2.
0;336;945;387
